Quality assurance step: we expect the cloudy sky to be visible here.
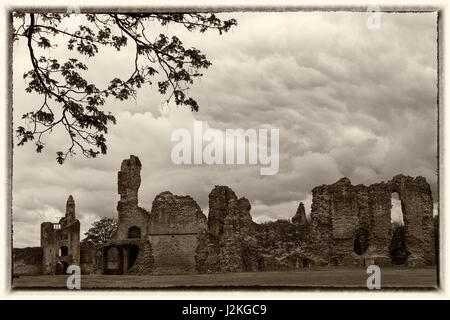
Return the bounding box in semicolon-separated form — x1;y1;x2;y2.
12;11;438;248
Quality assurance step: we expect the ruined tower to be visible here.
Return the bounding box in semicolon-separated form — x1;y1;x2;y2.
114;155;149;240
65;195;75;221
99;155;152;275
40;195;80;274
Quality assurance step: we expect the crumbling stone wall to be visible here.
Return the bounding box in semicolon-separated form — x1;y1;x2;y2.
13;247;43;276
197;186;258;273
309;175;435;267
390;175;435;266
148;191;207;274
115;155;149;240
99;155;152;275
197;186;312;273
80;244;97;274
29;154;437;276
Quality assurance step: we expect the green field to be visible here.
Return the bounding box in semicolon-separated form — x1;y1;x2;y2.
12;266;438;290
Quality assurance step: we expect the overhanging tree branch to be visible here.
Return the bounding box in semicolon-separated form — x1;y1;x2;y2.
14;12;237;164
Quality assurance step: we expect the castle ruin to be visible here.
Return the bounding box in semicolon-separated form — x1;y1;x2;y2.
13;155;437;276
40;195;80;274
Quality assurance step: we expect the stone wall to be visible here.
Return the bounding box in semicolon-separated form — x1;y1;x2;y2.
197;186;257;273
13;247;43;276
148;191;207;274
197;186;312;273
26;154;437;276
309;175;435;267
80;244;97;274
115;155;149;240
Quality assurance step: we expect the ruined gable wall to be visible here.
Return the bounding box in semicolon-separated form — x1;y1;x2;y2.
148;191;207;274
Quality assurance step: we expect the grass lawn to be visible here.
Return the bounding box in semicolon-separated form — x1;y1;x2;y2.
12;266;438;290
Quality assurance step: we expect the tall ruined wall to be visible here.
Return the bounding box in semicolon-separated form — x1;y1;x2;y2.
115;155;149;240
310;175;435;267
390;175;435;265
309;178;369;266
148;191;207;274
197;186;258;273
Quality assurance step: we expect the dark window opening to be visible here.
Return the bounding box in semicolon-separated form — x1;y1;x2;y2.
390;192;409;264
59;246;69;257
128;226;141;239
128;245;139;269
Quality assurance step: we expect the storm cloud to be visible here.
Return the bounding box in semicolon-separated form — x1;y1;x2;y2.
12;11;438;247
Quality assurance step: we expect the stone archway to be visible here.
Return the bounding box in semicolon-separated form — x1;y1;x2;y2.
103;246;124;275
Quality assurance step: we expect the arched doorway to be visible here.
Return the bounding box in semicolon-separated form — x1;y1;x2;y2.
128;245;139;270
104;246;124;275
128;226;141;239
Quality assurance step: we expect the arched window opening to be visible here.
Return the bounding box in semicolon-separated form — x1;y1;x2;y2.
390;192;404;225
59;246;69;257
128;226;141;239
390;192;409;264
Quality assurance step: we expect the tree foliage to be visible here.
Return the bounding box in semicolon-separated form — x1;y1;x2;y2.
81;216;118;248
13;12;236;164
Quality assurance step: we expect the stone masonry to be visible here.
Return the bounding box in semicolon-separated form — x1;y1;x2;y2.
21;155;436;276
40;195;80;275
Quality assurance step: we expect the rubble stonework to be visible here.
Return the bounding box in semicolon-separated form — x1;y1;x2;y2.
40;195;80;275
198;186;258;273
20;155;436;276
148;191;207;274
309;175;436;267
